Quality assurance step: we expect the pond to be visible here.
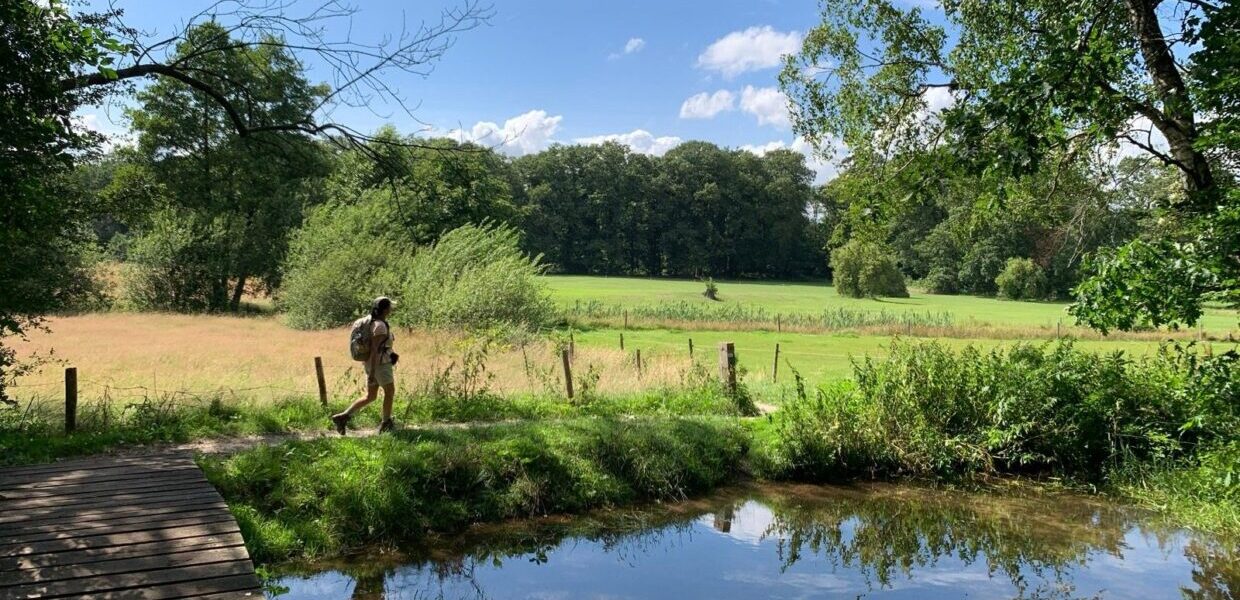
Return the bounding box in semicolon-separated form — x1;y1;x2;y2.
267;482;1237;599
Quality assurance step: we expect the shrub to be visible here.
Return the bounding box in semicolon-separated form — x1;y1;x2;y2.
121;209;233;311
758;340;1239;479
831;240;909;298
923;266;959;295
957;241;1007;295
702;278;719;300
279;196;408;329
281;198;552;331
395;223;554;330
995;257;1047;300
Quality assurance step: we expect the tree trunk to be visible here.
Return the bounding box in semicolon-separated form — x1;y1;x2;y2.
230;275;247;312
1125;0;1216;205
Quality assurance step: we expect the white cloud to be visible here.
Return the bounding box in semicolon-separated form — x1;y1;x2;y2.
740;136;846;184
696;26;801;78
72;110;132;152
1112;115;1170;162
679;90;736;119
575;129;683;156
610;37;646;59
446;109;562;156
740;85;791;128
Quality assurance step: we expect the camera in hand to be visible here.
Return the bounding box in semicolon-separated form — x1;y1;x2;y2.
389;351;400;366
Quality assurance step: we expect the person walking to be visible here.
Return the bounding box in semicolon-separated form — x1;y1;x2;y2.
332;296;399;434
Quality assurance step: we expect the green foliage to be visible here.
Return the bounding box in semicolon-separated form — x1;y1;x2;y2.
995;257;1047;300
515;142;824;278
922;266;959;295
123;22;329;312
702;278;720;300
784;0;1234;328
0;0;126;401
1072;195;1240;332
279;195;408;329
326;131;521;246
396;223;553;331
758;340;1239;480
831;239;909;298
282;221;551;331
200;417;748;561
121;208;233;311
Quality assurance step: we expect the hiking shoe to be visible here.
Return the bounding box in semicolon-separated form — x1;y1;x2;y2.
378;418;396;434
331;413;350;435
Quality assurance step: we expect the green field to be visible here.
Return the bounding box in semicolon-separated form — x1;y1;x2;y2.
547;275;1239;392
545;275;1240;333
570;328;1205;391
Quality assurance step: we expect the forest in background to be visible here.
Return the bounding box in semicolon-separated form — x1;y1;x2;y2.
67;17;1187;316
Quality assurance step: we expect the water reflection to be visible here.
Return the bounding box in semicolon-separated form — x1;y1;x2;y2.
269;483;1237;599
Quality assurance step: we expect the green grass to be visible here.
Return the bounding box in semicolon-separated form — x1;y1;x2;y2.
0;384;751;467
200;417;749;562
544;275;1239;333
568;327;1231;390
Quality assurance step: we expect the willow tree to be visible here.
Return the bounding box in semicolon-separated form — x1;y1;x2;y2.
781;0;1237;330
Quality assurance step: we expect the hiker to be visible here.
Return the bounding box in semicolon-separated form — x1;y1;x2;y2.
332;296;399;434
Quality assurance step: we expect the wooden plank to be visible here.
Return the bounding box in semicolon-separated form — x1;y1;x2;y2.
0;497;227;530
0;490;225;525
5;560;255;598
6;513;240;545
0;454;259;598
1;545;250;586
0;502;229;536
2;472;208;499
93;573;263;600
0;464;202;490
0;455;194;477
4;520;241;556
2;481;216;510
1;532;247;572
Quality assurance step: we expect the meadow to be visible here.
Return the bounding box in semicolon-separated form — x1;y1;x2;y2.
8;275;1237;404
547;275;1240;336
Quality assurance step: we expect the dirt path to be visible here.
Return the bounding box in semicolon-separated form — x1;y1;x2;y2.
63;405;783;461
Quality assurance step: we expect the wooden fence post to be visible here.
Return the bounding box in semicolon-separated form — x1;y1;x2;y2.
717;342;737;395
1056;319;1061;338
636;349;643;378
772;344;780;382
569;332;576;361
689;338;694;358
561;349;574;399
65;367;77;434
624;310;629;330
777;314;781;333
314;357;328;407
620;333;625;350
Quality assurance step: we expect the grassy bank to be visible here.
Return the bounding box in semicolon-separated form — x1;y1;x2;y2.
199;417;749;562
0;380;752;467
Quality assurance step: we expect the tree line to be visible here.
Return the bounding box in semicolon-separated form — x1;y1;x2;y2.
77;12;1180;312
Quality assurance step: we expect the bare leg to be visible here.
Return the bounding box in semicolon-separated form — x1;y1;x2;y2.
339;384;378;417
380;383;395;421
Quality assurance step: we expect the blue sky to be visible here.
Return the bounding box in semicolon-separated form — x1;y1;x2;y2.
80;0;948;181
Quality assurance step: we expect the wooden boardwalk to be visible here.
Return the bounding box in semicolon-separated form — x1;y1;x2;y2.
0;453;261;599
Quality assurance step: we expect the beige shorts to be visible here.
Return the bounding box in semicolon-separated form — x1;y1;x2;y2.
365;362;395;387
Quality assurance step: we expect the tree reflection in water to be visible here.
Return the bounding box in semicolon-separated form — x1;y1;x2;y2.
269;483;1236;600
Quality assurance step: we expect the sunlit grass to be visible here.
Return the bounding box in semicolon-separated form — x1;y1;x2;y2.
545;274;1239;335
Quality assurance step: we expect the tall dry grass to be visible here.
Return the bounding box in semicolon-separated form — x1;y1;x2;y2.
6;314;693;405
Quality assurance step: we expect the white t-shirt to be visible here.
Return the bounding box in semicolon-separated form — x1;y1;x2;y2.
371;320;394;364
